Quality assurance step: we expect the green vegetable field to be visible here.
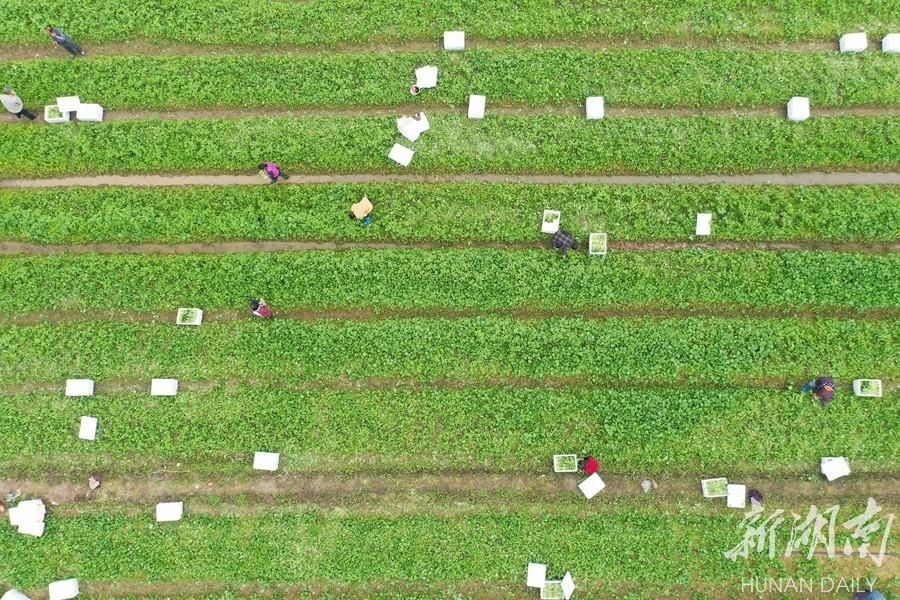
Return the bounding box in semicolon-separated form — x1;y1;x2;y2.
0;2;897;599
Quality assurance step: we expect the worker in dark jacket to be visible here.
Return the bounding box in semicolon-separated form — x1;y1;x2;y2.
46;26;85;57
801;376;835;407
552;229;577;257
2;86;37;120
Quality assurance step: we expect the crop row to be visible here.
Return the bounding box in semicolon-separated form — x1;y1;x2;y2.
1;184;898;244
3;0;897;44
2;387;896;476
2;115;898;178
2;250;898;314
1;317;895;386
0;502;874;590
6;49;900;109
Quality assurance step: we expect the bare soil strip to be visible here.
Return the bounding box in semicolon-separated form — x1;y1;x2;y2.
2;374;897;399
1;238;897;256
28;577;886;600
4;473;898;509
4;304;897;326
4;172;900;189
0;37;841;61
4;104;899;126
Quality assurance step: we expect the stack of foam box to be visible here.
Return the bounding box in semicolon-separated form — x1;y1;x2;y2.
8;499;47;537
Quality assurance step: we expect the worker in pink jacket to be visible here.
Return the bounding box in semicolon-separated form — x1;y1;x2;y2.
257;162;289;184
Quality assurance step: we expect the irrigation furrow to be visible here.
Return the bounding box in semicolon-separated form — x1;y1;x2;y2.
1;239;897;255
19;578;874;600
0;37;844;61
5;105;900;126
4;172;900;189
3;304;898;326
1;375;896;399
4;474;899;509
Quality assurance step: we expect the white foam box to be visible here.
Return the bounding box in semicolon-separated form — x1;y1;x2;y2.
176;307;203;325
588;232;608;256
585;96;605;119
253;451;280;471
396;114;429;142
526;562;547;588
541;209;561;234
151;378;179;396
561;572;575;600
65;378;94;397
414;65;438;89
821;457;851;481
388;144;414;167
55;96;81;113
787;97;810;122
696;213;712;236
578;473;606;499
701;477;728;498
552;454;578;473
540;581;565;600
468;94;486;119
883;34;900;53
155;501;184;522
78;416;98;441
9;499;45;526
18;520;46;537
443;31;465;50
48;579;79;600
2;590;32;600
726;484;747;509
44;104;70;123
76;103;104;122
852;378;883;397
839;32;868;53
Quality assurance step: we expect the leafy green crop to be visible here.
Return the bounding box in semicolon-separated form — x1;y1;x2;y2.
1;317;896;386
1;183;897;244
2;0;897;44
1;115;898;177
1;387;896;475
5;49;899;109
1;250;898;313
0;504;869;589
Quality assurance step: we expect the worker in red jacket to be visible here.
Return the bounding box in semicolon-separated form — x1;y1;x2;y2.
250;298;274;318
579;455;600;475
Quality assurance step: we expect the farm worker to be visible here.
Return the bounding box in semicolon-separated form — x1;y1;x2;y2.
250;298;274;318
748;488;763;506
2;86;37;120
854;591;886;600
578;456;600;475
46;26;85;57
349;195;374;226
552;229;577;256
801;376;835;407
257;162;288;184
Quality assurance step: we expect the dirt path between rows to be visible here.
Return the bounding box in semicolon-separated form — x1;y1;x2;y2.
2;238;897;255
0;37;842;61
5;104;899;125
2;374;896;398
4;172;900;188
3;473;898;513
3;304;897;326
23;575;897;600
